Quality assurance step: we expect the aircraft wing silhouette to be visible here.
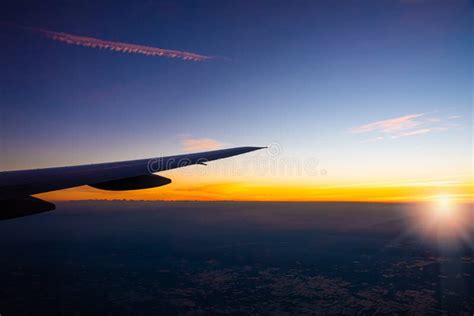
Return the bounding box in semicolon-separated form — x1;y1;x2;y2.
0;146;264;220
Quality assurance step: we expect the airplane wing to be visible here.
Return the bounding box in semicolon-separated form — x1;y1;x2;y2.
0;146;264;220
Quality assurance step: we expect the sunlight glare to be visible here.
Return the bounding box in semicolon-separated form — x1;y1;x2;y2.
433;194;454;219
409;194;473;248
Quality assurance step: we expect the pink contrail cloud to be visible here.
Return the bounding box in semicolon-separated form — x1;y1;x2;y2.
179;135;227;152
17;25;212;61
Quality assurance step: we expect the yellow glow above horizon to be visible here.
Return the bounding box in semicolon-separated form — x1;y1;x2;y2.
37;176;474;204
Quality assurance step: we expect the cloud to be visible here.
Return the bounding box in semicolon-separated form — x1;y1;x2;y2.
179;136;226;152
18;25;212;61
351;114;424;134
392;128;431;138
352;113;459;142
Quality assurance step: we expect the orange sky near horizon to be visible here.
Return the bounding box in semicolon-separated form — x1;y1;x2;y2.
38;176;473;204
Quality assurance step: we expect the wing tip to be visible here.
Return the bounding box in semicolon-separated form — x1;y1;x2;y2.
237;146;267;153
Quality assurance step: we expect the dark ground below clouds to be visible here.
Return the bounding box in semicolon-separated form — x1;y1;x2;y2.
0;201;473;315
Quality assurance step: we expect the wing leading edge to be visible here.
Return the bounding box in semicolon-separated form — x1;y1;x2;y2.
0;146;265;219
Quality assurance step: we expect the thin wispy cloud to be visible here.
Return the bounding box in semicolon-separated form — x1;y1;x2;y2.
393;128;431;138
179;136;226;152
351;113;460;142
17;25;212;61
350;114;424;134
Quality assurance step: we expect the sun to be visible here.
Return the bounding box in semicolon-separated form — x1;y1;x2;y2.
432;194;454;219
407;193;471;246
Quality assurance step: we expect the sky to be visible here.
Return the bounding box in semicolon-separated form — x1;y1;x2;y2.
1;0;472;202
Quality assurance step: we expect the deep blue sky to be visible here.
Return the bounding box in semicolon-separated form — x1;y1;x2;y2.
1;0;471;189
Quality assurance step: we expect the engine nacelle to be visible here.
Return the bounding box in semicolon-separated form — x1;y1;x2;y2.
90;174;172;191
